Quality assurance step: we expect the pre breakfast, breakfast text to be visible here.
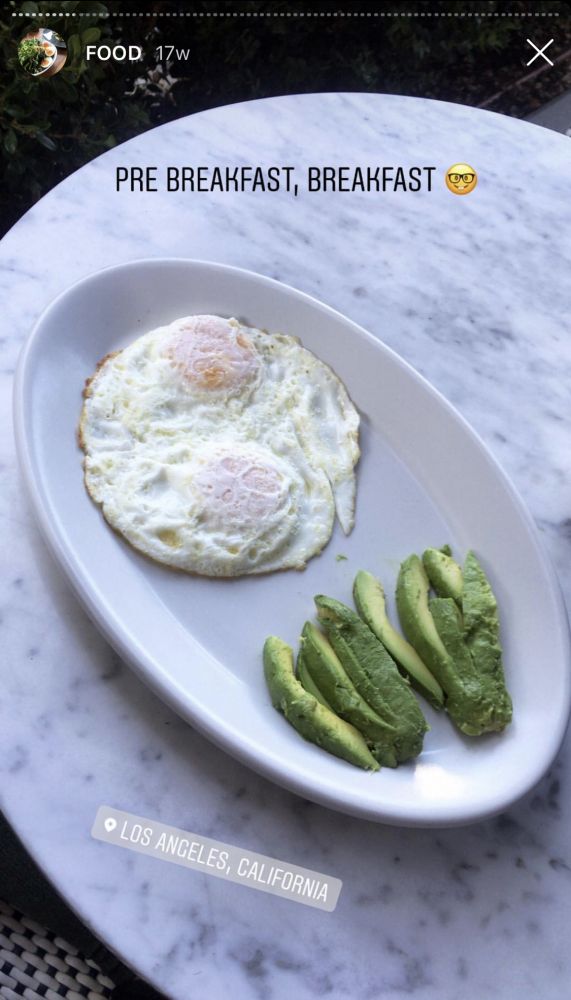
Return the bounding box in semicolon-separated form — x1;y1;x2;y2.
115;165;436;195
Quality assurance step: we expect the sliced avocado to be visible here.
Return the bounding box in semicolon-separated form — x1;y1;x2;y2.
263;636;379;771
428;597;489;735
462;551;512;729
314;597;428;764
397;552;512;736
462;551;501;668
299;622;399;767
353;570;444;709
296;649;333;709
429;597;511;734
423;547;463;605
396;555;458;692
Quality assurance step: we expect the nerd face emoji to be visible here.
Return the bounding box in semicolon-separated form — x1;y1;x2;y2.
445;164;477;195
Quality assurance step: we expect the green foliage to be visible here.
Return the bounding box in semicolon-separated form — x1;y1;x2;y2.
0;0;563;237
17;37;44;74
1;0;155;233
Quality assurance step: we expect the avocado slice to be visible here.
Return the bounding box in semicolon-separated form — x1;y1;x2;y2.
299;622;399;767
353;570;444;709
430;596;511;734
396;555;457;689
461;551;512;729
422;547;463;605
428;597;493;735
296;650;333;710
263;636;379;771
397;554;512;735
314;597;428;764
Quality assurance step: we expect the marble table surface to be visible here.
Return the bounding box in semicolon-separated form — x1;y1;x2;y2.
2;93;571;1000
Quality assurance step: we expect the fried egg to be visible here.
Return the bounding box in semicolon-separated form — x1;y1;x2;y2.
79;315;360;577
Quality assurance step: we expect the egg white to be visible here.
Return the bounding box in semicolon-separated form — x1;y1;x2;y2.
80;315;360;576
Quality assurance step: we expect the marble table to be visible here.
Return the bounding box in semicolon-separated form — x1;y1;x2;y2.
2;94;571;1000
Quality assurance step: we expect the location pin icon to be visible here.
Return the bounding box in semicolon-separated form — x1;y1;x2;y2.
104;817;117;833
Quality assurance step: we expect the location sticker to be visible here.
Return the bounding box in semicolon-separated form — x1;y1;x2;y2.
92;806;342;911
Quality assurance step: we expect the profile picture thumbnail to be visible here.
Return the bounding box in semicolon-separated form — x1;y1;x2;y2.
18;28;67;79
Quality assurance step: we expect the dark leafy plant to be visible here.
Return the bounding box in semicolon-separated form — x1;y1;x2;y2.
1;0;157;234
17;37;44;74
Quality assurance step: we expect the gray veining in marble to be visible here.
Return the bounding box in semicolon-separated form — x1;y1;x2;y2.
1;93;571;999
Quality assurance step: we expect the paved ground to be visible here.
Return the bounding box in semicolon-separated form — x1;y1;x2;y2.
526;87;571;134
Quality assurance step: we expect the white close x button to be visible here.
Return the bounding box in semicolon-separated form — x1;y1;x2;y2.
526;38;554;67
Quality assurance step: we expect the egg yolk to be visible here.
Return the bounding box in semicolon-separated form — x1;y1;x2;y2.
194;453;287;531
165;316;259;393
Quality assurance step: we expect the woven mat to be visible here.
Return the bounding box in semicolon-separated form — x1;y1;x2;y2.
0;899;115;999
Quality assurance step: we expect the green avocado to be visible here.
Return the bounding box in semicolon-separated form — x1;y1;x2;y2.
353;570;444;709
396;555;457;691
296;649;333;709
314;596;428;764
461;551;512;729
428;597;494;734
299;622;399;767
429;596;511;734
422;547;463;605
397;553;512;735
263;636;379;771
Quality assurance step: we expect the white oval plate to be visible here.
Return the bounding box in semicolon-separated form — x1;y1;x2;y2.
14;259;571;826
